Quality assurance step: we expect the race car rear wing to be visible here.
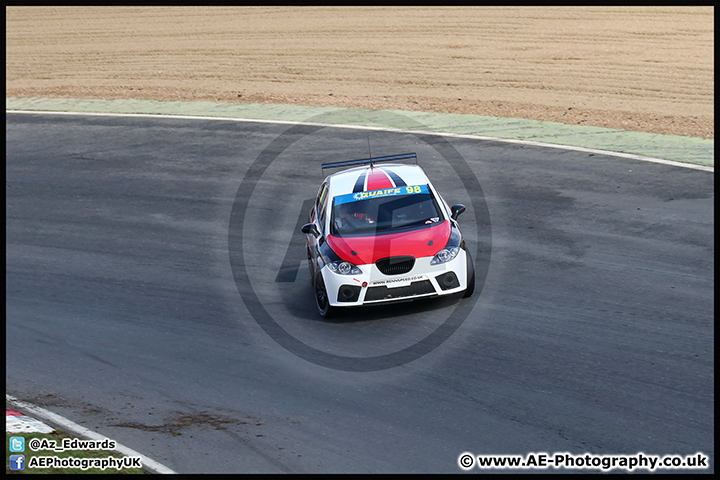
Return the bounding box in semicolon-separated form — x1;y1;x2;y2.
321;153;417;171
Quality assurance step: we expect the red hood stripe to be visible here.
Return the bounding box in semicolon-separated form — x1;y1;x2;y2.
327;221;451;265
365;167;395;191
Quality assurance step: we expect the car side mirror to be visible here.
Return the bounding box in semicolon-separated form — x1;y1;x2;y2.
450;204;466;220
301;223;320;237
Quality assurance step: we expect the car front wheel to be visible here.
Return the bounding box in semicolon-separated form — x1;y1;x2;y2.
463;249;475;298
314;272;336;318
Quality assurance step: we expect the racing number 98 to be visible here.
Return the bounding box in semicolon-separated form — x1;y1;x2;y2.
406;186;422;194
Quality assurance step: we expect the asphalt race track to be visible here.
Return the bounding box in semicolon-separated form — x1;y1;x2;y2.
6;113;714;473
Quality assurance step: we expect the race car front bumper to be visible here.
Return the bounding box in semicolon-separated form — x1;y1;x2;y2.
321;251;469;307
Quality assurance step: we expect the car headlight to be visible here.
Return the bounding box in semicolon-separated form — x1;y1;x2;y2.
327;261;363;275
430;246;460;265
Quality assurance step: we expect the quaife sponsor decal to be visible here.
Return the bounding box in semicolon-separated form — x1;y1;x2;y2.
334;185;429;205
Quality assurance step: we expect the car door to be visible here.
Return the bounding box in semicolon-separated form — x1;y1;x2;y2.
306;182;329;277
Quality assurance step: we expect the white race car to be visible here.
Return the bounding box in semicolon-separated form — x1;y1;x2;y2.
302;153;474;318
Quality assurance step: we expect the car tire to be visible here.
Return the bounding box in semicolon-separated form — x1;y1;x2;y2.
314;272;336;318
463;249;475;298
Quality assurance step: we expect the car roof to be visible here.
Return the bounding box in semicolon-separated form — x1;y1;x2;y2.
325;163;431;199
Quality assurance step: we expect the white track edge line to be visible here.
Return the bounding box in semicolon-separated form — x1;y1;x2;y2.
7;109;713;173
6;394;177;474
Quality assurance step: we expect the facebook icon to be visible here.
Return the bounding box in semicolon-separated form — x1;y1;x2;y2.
10;454;25;470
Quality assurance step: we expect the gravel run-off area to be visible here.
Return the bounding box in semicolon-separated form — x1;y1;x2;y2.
6;6;714;139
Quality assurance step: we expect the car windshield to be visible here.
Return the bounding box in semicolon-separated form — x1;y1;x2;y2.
331;185;442;236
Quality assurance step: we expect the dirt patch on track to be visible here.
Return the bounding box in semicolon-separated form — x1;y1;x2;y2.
6;6;714;139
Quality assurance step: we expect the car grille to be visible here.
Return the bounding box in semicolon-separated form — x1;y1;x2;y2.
365;280;435;302
375;256;415;275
